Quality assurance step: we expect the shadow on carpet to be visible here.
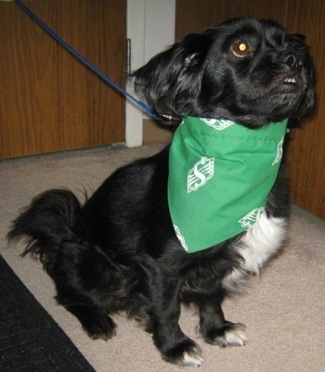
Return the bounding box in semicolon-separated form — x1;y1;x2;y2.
0;255;95;372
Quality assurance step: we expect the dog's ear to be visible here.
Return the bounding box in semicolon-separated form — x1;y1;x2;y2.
132;32;214;118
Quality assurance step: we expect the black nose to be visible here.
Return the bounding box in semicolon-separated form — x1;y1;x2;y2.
282;52;303;72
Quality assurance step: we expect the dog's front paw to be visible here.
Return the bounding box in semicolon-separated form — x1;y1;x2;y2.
162;339;203;366
202;322;247;347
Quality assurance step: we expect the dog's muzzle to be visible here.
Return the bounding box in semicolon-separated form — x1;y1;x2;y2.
280;50;304;73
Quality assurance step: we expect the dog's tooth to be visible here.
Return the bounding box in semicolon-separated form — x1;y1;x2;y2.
284;77;297;83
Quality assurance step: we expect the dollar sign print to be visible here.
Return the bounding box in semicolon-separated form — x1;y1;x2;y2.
272;135;285;166
187;157;215;193
201;118;234;130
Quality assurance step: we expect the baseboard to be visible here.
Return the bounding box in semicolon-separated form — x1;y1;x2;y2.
290;203;325;230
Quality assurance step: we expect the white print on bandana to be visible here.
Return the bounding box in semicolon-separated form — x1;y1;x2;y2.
272;135;285;166
201;118;234;130
187;156;215;193
238;207;265;229
173;225;188;251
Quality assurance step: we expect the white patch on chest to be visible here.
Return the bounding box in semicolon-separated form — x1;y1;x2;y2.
222;211;287;292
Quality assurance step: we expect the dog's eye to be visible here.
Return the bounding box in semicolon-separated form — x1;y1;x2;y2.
230;41;252;58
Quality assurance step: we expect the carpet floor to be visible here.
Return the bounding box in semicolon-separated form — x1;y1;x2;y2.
0;144;324;371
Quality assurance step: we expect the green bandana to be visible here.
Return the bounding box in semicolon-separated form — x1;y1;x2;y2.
168;115;288;253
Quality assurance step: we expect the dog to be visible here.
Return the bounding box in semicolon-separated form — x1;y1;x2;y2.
8;17;314;366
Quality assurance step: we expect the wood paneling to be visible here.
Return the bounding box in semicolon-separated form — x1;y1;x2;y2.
284;0;325;219
175;0;286;40
175;0;325;219
0;0;126;159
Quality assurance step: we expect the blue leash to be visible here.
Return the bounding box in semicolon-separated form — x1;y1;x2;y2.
15;0;160;120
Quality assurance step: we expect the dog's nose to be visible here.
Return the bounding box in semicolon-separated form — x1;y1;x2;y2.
282;52;303;72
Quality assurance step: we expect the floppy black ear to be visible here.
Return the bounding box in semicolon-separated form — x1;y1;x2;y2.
132;32;214;119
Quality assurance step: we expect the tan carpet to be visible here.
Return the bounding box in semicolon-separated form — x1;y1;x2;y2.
1;145;324;372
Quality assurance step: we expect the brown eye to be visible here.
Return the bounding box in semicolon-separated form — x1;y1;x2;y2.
231;41;252;58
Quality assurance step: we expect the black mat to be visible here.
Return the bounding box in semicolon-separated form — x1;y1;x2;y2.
0;255;95;372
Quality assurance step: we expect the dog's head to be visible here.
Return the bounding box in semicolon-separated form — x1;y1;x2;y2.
133;17;315;127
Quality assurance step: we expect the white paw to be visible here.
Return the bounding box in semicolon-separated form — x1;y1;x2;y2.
219;323;248;347
163;341;203;366
182;347;204;366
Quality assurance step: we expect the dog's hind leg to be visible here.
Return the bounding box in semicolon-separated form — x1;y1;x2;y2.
57;295;117;341
48;240;134;341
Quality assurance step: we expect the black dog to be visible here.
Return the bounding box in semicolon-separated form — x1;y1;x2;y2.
8;18;314;366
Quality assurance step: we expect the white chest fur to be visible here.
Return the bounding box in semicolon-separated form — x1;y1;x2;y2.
222;211;287;292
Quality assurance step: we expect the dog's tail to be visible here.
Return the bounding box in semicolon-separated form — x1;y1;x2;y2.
7;189;82;274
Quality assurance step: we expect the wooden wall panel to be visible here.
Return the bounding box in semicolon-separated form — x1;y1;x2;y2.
0;0;126;159
175;0;286;40
175;0;325;219
284;0;325;219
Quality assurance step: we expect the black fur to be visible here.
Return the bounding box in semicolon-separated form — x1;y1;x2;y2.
8;18;314;366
